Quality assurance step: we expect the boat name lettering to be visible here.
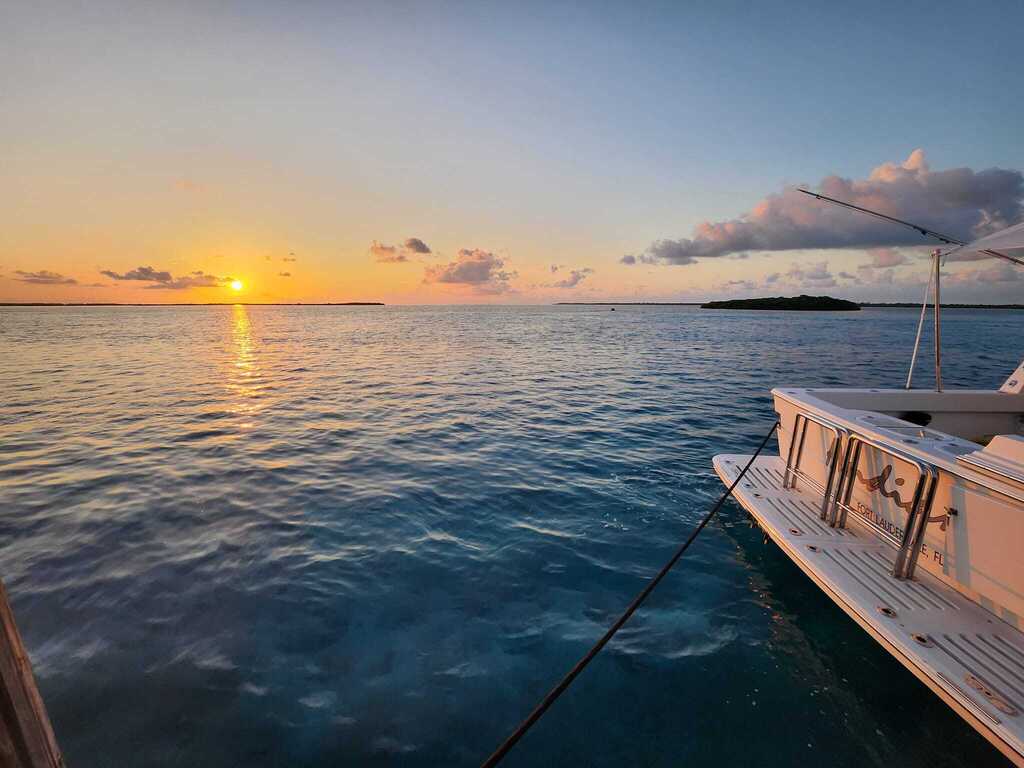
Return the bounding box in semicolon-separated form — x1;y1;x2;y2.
854;501;905;540
853;502;945;566
855;464;913;513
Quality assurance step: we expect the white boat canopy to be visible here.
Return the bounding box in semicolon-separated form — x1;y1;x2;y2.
944;220;1024;263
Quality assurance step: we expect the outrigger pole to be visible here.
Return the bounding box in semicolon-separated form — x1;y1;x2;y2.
796;189;1024;267
795;188;1021;393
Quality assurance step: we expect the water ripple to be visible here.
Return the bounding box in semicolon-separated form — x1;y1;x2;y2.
0;305;1015;767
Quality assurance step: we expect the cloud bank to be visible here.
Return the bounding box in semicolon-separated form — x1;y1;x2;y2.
786;261;836;288
625;150;1024;266
619;254;657;265
100;265;232;289
403;237;431;254
865;247;909;268
551;267;594;289
423;248;516;293
101;266;173;283
15;270;77;285
370;241;406;263
371;237;432;263
145;271;232;290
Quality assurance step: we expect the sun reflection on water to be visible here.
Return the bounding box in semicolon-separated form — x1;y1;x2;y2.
227;304;262;425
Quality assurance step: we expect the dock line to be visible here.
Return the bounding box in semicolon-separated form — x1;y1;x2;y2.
480;421;780;768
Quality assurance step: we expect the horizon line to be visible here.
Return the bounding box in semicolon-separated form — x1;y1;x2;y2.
5;301;1024;310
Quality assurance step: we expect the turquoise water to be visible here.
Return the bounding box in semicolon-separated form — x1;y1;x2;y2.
0;305;1017;767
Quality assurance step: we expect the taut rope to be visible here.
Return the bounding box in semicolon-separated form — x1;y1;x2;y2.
480;421;780;767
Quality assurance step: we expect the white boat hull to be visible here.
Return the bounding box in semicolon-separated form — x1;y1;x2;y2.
773;388;1024;628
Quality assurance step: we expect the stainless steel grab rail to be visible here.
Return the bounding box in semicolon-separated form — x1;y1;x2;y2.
783;411;849;522
828;433;938;580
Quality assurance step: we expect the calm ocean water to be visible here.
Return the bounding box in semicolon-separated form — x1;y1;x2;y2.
0;305;1017;767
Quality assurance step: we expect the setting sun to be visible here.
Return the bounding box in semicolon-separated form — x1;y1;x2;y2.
230;280;243;292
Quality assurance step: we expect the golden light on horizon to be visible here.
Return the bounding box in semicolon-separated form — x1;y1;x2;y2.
230;279;244;292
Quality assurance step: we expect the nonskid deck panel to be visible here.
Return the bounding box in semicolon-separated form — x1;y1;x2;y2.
714;453;1024;765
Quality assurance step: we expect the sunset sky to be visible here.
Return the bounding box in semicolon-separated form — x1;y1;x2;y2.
2;1;1023;304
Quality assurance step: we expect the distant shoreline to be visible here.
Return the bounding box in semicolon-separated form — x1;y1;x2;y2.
0;302;385;307
559;301;1024;310
859;302;1024;309
3;301;1024;310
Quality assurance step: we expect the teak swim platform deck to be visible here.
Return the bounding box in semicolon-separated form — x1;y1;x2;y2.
715;453;1024;765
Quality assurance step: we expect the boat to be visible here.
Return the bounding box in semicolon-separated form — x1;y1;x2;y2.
714;214;1024;764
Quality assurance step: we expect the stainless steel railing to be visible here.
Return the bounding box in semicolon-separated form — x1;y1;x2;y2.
783;411;849;522
827;433;938;580
784;409;939;580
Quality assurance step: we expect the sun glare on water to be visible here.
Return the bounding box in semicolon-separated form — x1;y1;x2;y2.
230;280;244;292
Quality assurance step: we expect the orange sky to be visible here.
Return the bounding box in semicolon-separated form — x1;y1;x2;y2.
3;3;1021;304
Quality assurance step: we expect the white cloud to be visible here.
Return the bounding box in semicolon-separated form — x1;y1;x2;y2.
423;249;516;293
625;150;1023;265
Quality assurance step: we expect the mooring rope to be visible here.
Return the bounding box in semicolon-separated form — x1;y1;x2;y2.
480;421;779;768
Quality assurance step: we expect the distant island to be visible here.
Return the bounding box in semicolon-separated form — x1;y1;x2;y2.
701;295;861;311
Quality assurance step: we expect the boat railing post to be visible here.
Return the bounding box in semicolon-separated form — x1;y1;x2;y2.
782;412;847;519
817;423;848;522
783;413;808;490
893;467;938;580
830;437;863;529
933;248;942;392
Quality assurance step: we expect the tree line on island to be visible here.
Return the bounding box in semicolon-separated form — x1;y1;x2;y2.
700;295;860;311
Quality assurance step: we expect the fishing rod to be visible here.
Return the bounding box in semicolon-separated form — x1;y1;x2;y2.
797;188;1024;266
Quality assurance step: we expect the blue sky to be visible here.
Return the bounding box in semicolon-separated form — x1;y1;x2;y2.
2;1;1022;302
